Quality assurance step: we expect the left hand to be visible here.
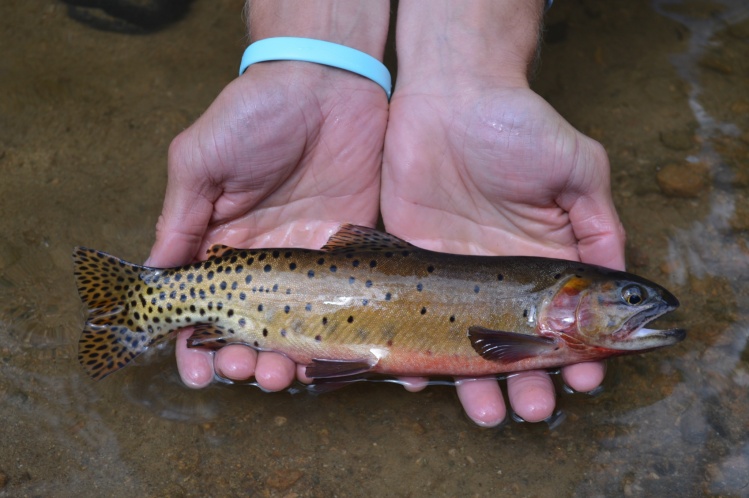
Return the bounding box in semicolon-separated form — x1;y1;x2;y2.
381;82;625;426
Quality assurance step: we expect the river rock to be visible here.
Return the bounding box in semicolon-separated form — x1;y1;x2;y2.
656;162;710;198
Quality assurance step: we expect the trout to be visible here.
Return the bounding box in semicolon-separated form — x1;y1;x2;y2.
74;224;685;381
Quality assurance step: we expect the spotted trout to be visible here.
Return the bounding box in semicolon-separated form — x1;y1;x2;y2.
74;224;685;381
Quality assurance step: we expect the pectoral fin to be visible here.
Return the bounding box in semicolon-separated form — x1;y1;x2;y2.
305;358;375;378
186;324;229;349
468;326;559;363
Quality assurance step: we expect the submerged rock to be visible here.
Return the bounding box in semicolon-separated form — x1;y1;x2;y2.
656;162;710;198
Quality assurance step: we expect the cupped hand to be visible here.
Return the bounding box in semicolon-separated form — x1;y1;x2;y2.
146;62;388;392
381;82;625;426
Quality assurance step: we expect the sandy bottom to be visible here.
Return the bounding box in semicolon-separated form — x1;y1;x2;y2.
1;0;748;495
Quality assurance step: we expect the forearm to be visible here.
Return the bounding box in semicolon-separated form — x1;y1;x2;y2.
395;0;543;87
247;0;390;60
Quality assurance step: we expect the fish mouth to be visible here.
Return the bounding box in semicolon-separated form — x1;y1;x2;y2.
613;299;685;351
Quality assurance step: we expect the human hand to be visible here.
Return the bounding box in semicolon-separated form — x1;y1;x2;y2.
382;1;625;426
146;61;388;391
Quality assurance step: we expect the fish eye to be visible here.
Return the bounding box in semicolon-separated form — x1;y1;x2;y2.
621;284;645;306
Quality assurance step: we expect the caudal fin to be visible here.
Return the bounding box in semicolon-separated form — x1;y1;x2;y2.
73;247;163;380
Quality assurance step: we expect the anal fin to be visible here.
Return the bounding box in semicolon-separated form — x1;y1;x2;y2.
468;326;559;363
305;358;375;379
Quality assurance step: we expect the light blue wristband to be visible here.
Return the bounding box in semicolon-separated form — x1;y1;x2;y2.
239;37;392;99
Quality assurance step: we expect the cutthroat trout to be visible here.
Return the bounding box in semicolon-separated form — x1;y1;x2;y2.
74;224;685;381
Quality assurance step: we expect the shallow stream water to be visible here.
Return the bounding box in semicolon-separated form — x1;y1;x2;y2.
1;0;748;495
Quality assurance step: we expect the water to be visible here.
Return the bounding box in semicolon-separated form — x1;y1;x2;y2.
1;0;748;495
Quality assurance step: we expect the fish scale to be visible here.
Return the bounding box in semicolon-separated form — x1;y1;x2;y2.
74;224;685;381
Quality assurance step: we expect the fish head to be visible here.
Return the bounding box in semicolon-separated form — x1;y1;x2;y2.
543;271;685;352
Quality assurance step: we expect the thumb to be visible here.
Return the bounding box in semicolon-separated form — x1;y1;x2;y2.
562;140;626;271
145;137;219;268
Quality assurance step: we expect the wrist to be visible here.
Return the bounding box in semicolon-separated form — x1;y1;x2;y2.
395;0;543;88
247;0;390;60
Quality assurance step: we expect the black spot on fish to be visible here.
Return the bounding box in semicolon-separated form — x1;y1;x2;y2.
235;265;243;273
497;274;504;281
284;251;292;259
317;257;325;265
258;304;263;312
284;305;290;314
258;253;266;261
307;270;315;279
272;250;280;258
416;283;423;292
286;288;291;295
420;307;427;315
247;257;254;265
362;299;369;306
523;309;528;317
206;271;214;280
264;264;271;273
474;285;480;294
220;281;227;291
196;275;203;283
402;250;411;257
245;275;253;284
204;262;212;270
315;335;322;342
554;273;562;280
239;292;246;300
262;328;268;337
385;292;391;301
449;315;455;323
349;276;355;284
369;260;377;268
227;309;234;317
272;284;279;292
352;260;360;268
305;303;312;311
281;329;287;337
330;265;337;272
289;262;297;270
254;341;259;347
322;317;328;325
347;316;354;323
427;265;435;273
209;284;216;294
366;280;372;288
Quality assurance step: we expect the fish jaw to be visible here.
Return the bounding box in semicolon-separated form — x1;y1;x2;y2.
576;279;686;352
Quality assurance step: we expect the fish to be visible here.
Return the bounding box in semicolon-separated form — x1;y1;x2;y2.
73;224;685;381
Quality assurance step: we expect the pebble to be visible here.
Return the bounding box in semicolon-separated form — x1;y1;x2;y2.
728;18;749;39
659;129;694;150
656;162;709;198
730;196;749;232
273;416;288;427
266;470;303;491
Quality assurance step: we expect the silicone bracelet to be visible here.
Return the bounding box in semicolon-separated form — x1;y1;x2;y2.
239;37;392;99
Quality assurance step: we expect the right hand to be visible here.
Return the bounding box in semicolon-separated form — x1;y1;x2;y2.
146;62;388;391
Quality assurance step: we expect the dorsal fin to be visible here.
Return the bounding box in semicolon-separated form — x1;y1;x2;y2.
321;224;416;254
205;244;238;258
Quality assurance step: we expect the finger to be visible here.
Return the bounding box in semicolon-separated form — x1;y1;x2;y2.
175;329;214;388
255;352;297;391
399;376;429;392
560;139;626;271
561;361;606;393
214;345;257;381
145;133;219;268
455;377;507;427
506;370;556;423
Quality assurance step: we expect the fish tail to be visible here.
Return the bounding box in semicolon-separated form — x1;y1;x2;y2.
73;247;167;380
